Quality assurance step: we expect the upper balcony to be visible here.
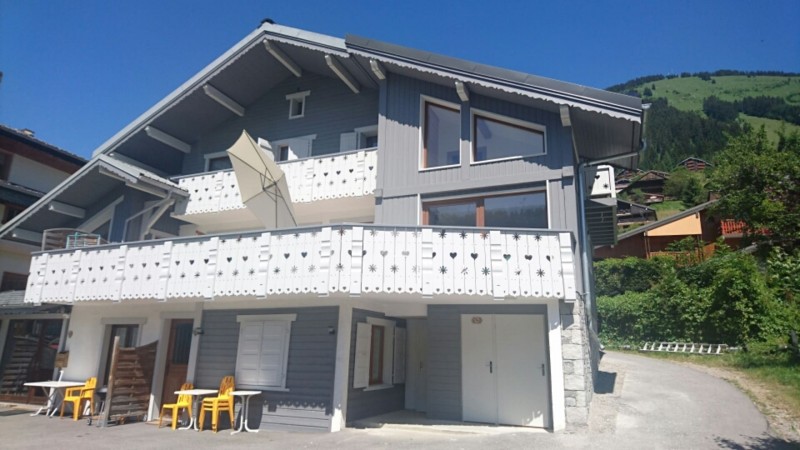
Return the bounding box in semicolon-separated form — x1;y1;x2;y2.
172;148;378;232
24;224;576;304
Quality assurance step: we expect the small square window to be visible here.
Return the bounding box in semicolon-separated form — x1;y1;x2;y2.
290;98;304;117
286;91;310;119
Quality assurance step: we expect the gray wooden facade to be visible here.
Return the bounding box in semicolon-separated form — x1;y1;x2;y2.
346;309;406;422
195;306;338;431
183;73;379;174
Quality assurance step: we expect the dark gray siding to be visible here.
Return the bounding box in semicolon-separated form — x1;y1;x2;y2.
346;309;406;422
426;304;547;421
375;73;577;228
182;72;379;174
195;306;338;431
378;74;574;198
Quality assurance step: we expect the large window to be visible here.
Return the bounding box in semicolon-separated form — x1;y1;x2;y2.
422;102;461;168
353;318;406;389
423;191;548;229
473;114;545;162
235;314;295;390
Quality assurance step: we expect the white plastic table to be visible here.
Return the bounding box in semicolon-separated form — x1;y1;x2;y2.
24;380;86;417
230;390;261;435
174;388;218;430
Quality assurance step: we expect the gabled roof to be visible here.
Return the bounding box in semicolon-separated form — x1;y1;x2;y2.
677;157;713;167
84;22;642;172
0;155;187;244
0;124;86;168
614;200;716;241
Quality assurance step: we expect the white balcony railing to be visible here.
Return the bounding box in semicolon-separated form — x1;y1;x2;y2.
174;148;378;216
25;225;576;303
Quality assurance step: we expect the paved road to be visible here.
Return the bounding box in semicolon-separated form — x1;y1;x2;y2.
0;351;793;449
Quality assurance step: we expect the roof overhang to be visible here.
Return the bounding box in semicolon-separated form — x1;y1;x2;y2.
84;23;642;174
345;35;643;169
0;156;187;245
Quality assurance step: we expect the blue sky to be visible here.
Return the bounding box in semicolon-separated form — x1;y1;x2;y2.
1;0;798;158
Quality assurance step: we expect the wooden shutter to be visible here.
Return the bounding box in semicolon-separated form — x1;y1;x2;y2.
258;321;290;387
235;321;264;386
393;327;407;384
353;322;371;388
339;132;357;152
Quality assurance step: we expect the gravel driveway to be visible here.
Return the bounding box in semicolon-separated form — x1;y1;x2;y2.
0;351;793;449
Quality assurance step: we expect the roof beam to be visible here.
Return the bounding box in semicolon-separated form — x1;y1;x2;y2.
11;228;42;245
47;201;85;219
369;59;386;80
325;55;360;94
263;40;302;77
144;126;191;153
203;84;245;117
455;81;469;102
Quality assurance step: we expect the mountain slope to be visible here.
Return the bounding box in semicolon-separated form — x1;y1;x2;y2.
608;73;800;170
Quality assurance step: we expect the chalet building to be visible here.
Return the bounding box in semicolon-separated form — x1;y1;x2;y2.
0;23;643;431
676;157;712;172
617;170;669;204
594;201;721;260
0;125;85;403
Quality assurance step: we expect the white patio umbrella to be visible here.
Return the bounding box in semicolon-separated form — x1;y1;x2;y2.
226;130;296;229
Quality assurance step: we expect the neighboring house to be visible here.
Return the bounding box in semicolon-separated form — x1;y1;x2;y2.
0;23;643;431
0;125;85;402
594;201;720;260
617;170;669;204
676;157;712;172
616;199;657;229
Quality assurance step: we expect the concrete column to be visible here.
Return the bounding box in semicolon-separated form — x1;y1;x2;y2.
330;304;353;432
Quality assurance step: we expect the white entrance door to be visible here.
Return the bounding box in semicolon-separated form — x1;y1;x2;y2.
461;314;550;427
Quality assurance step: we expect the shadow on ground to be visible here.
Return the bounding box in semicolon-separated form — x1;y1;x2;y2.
594;370;617;394
716;434;800;450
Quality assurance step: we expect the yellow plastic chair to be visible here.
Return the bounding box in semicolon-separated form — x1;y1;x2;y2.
198;376;235;432
159;382;193;430
60;377;96;420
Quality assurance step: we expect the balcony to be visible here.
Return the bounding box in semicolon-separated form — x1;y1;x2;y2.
172;149;378;231
24;225;576;304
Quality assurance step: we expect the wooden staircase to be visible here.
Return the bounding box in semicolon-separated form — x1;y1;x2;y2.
0;338;39;394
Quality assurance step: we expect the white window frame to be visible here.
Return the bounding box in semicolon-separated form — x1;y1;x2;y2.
286;90;310;119
419;95;462;172
354;125;379;149
235;314;296;391
470;108;547;165
272;134;317;161
353;317;406;391
203;151;232;172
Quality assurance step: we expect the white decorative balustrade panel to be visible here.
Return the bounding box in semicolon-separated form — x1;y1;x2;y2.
176;170;243;215
175;149;377;215
24;225;576;303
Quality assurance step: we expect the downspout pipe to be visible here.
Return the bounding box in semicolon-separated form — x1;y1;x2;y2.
574;105;648;336
122;193;174;242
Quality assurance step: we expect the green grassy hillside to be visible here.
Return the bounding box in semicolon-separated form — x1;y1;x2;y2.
633;75;800;141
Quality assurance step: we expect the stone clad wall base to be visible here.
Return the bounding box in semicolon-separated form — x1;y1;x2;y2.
560;300;593;427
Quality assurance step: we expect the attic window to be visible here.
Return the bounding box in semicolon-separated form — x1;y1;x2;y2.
286;91;310;119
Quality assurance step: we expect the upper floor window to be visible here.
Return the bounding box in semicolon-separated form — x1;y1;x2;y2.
207;155;232;171
473;113;545;163
422;101;460;169
423;190;548;229
286;91;310;119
